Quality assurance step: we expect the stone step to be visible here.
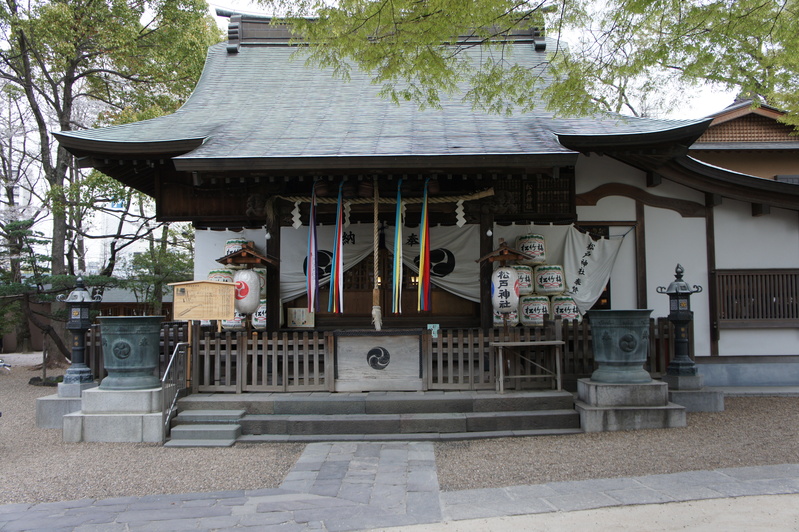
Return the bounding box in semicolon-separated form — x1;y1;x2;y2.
177;391;575;416
169;423;242;441
174;409;246;424
237;427;584;443
163;438;237;448
239;409;580;436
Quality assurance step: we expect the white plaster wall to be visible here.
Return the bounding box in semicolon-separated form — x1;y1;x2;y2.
714;201;799;268
606;225;638;309
194;228;268;280
575;155;643;192
644;206;711;357
714;200;799;356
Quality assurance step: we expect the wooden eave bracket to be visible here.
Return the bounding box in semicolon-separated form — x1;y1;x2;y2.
216;244;279;268
476;238;535;266
751;203;771;217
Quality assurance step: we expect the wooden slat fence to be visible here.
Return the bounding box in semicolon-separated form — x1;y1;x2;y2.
191;329;328;393
84;318;681;393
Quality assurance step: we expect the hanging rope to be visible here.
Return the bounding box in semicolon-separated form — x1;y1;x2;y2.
371;176;382;330
265;188;494;225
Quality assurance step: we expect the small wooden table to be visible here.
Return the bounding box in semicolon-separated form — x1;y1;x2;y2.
489;340;565;393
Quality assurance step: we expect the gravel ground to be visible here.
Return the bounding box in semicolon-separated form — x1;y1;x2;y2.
0;354;305;506
2;352;798;505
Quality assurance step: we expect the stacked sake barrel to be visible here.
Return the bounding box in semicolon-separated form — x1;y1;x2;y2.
492;233;581;327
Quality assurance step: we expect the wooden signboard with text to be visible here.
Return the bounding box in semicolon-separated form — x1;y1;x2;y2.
170;280;235;321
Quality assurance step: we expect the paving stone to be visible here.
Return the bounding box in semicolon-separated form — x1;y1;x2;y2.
0;504;31;515
74;523;131;532
542;491;623;512
717;464;799;481
126;518;201;531
114;506;231;523
546;477;645;495
604;487;676;505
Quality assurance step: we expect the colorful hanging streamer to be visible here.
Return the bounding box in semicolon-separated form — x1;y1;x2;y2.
306;182;319;312
417;178;432;311
328;182;345;313
392;178;404;314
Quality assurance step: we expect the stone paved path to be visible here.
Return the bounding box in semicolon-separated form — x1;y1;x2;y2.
1;442;798;531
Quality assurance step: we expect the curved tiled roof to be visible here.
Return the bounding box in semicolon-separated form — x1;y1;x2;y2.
56;37;710;169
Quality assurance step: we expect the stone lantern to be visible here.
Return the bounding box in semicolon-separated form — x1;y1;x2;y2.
656;264;702;382
57;276;102;384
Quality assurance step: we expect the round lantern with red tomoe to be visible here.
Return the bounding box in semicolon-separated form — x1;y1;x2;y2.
491;266;520;314
233;269;260;314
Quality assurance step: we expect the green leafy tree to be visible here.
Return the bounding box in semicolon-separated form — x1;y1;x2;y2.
0;0;221;359
257;0;799;120
120;220;193;317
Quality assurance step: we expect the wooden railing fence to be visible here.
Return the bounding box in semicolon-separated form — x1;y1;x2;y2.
85;318;682;393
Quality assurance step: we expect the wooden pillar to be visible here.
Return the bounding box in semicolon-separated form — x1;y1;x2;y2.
635;201;647;309
266;206;282;332
480;213;493;329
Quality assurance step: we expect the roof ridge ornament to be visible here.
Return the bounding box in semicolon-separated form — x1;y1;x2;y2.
227;14;241;54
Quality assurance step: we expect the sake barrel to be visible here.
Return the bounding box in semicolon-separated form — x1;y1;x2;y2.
224;238;249;256
254;268;267;297
491;266;520;314
519;295;550;326
511;264;534;295
233;269;260;314
251;299;267;329
207;269;234;284
552;295;582;322
222;310;246;330
515;234;546;265
493;309;519;327
534;264;566;295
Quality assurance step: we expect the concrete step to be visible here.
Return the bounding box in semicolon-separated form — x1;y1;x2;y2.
174;409;246;424
169;423;242;441
177;391;575;416
237;427;584;443
164;438;237;448
239;409;580;436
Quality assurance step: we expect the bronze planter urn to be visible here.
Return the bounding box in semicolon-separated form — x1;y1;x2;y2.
588;309;653;384
98;316;163;390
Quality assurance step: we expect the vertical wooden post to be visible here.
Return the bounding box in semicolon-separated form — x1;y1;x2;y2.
266;205;282;332
479;213;493;329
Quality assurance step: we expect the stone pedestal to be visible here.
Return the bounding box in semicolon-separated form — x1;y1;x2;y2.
661;374;724;413
575;378;686;432
36;381;98;429
62;387;164;443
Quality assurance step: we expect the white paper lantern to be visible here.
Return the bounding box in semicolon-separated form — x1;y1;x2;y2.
233;269;260;314
491;266;520;314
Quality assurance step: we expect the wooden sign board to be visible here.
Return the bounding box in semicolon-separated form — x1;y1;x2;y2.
169;280;235;321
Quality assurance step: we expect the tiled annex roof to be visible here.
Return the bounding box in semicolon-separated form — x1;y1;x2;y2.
55;24;710;171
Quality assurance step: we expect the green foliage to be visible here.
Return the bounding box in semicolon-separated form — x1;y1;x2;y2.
256;0;799;121
119;225;193;313
3;0;223;115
